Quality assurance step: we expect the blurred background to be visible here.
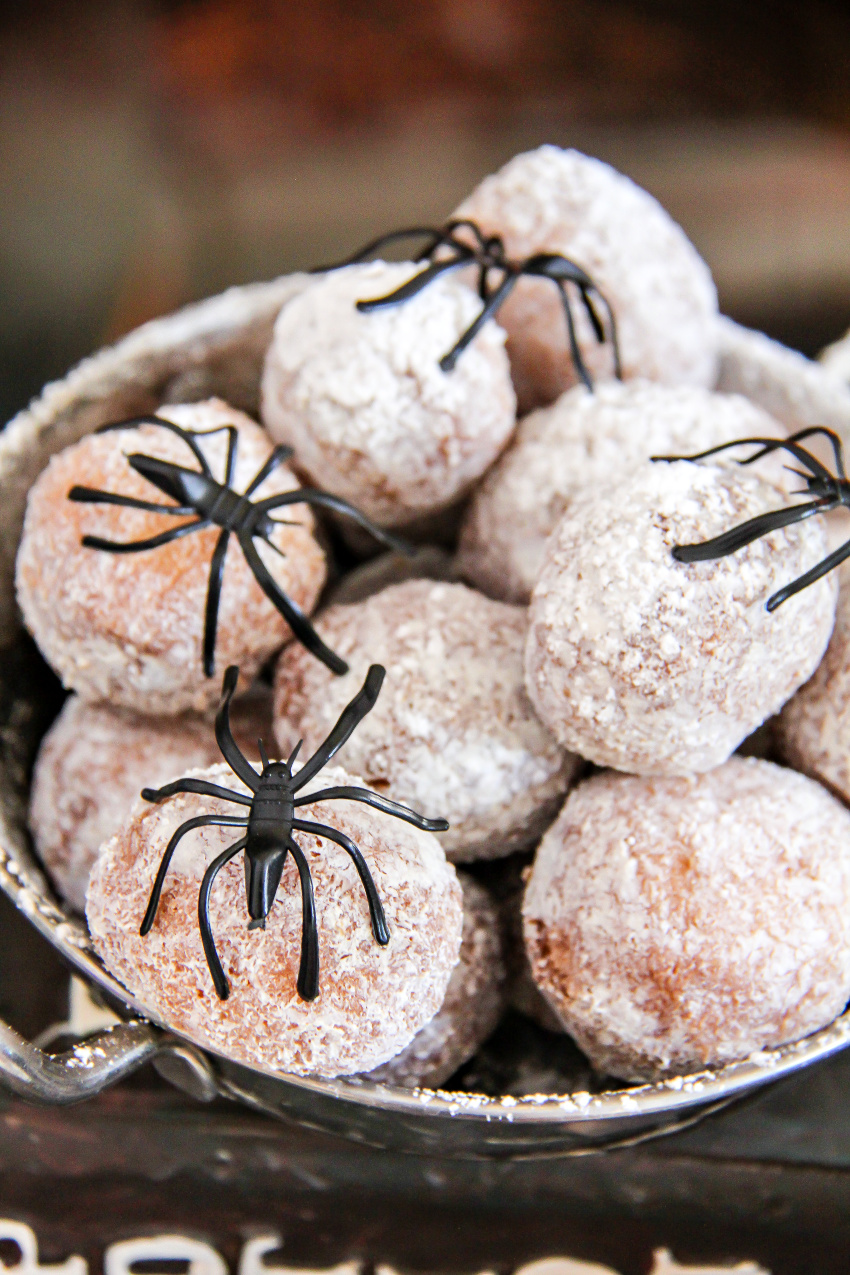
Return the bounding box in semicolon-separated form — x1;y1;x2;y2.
3;0;850;427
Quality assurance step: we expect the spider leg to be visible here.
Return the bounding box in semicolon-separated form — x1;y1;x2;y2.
287;838;320;1000
524;253;596;288
434;222;490;258
141;778;252;806
293;819;389;945
170;420;260;480
556;280;593;392
203;528;231;678
82;520;208;553
243;445;295;497
672;499;832;562
68;486;196;516
293;785;448;833
223;426;238;487
439;270;518;373
589;288;622;379
653;435;775;464
515;254;600;382
767;536;850;611
577;284;622;381
216;666;262;791
356;254;472;313
237;532;349;675
199;836;248;1000
652;435;831;482
140;814;249;936
578;286;606;343
475;233;509;302
312;226;450;271
292;664;385;791
444;220;491;253
738;438;833;481
250;489;410;555
783;427;847;478
257;536;289;561
422;227;478;262
96;417;214;477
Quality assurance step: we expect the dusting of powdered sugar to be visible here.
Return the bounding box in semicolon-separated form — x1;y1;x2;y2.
259;261;516;526
452;146;718;412
776;566;850;800
273;579;579;860
363;872;506;1088
523;759;850;1082
29;689;271;912
30;697;222;911
85;761;463;1078
525;460;837;774
15;399;326;713
457;380;788;604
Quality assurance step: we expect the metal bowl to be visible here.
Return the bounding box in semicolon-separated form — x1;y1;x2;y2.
4;278;850;1158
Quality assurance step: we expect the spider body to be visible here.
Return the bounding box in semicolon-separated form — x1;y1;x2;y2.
128;453;279;540
139;664;449;1002
68;415;407;677
653;427;850;611
319;220;620;390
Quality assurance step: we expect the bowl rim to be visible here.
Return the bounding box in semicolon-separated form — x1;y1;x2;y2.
4;826;850;1128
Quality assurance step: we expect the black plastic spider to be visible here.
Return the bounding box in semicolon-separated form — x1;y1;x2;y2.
652;427;850;611
68;414;407;677
318;219;621;391
139;663;449;1001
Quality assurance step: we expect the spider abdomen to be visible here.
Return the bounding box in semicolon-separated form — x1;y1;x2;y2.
249;775;294;833
133;459;261;533
191;479;256;532
244;777;295;921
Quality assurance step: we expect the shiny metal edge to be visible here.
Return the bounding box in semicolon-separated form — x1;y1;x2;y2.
3;809;850;1130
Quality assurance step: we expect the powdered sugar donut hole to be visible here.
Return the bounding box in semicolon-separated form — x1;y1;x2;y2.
457;381;788;604
525;461;836;775
31;699;219;912
776;570;850;801
452;146;718;412
260;262;516;528
365;872;506;1088
29;688;272;913
15;399;326;714
86;762;463;1078
523;760;850;1082
274;580;578;861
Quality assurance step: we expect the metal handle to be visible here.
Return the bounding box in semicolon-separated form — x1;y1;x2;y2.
0;1017;162;1103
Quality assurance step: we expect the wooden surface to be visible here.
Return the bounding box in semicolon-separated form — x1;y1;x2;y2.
3;1057;850;1275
